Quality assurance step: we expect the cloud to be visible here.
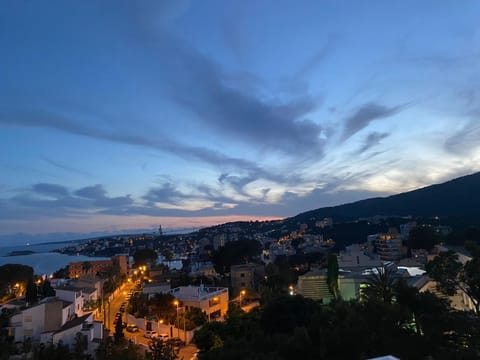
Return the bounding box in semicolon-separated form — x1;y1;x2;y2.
295;35;337;79
341;103;402;142
358;132;390;153
444;120;480;154
75;185;133;207
142;182;188;205
32;183;69;198
149;32;325;156
43;157;91;177
0;107;286;186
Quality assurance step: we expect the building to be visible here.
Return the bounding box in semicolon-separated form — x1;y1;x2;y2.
230;263;265;296
68;254;130;278
170;285;229;320
52;313;103;356
111;254;130;275
9;298;74;342
68;259;112;278
368;233;403;261
297;270;333;304
55;286;86;316
338;244;382;270
142;282;171;298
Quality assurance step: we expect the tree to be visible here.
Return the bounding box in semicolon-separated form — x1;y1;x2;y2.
408;226;440;251
73;332;88;360
82;261;92;275
187;306;208;328
426;250;480;314
362;265;397;303
40;280;56;297
133;249;158;267
148;337;178;360
327;253;339;299
161;249;174;268
114;314;124;343
25;277;38;305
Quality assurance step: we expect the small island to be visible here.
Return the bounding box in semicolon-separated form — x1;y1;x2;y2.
6;250;36;256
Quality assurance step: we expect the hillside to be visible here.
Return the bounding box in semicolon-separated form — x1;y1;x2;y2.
295;172;480;222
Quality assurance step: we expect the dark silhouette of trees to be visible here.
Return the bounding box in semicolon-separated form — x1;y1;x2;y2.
212;240;262;274
114;313;124;343
39;280;56;297
327;253;339;299
148;337;178;360
362;265;397;303
133;249;158;267
408;225;441;251
426;250;480;314
25;277;38;305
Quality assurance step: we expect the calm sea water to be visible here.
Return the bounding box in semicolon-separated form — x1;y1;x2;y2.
0;242;182;275
0;242;109;276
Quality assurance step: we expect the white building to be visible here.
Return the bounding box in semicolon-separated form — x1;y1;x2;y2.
338;244;382;270
170;285;228;320
55;286;86;316
52;313;103;356
9;298;74;342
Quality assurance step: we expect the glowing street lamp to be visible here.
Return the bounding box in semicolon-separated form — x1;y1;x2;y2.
240;290;246;307
174;300;179;338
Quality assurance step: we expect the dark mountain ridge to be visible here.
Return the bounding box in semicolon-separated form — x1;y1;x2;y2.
295;172;480;222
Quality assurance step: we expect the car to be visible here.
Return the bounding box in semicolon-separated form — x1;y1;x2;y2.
144;330;157;339
126;324;139;333
167;337;184;347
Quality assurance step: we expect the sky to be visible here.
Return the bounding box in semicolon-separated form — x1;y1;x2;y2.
1;0;480;240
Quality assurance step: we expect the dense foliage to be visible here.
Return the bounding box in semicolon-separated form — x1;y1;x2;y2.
193;287;480;360
212;240;262;274
133;249;159;267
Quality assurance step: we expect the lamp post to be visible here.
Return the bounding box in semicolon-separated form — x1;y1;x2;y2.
240;290;246;308
174;300;179;338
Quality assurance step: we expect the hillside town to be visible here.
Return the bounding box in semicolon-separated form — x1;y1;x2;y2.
1;213;480;359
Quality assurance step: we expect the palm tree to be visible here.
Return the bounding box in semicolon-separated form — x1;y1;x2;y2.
362;265;397;303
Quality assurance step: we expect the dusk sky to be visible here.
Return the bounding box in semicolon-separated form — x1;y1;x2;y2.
1;1;480;239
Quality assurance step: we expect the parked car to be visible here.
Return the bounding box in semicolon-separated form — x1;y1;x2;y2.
144;330;158;339
167;337;184;347
126;324;139;333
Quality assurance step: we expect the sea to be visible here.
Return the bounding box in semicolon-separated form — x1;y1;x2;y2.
0;241;109;276
0;241;183;276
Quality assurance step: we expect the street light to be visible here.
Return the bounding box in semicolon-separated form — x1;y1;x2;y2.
174;300;179;338
240;290;246;307
173;300;187;343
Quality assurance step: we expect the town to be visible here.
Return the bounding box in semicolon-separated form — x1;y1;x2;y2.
1;208;480;359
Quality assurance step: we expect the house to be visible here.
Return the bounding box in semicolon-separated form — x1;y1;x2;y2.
9;298;73;342
52;313;103;356
55;286;85;316
142;282;171;298
338;244;382;270
230;263;264;296
170;285;229;320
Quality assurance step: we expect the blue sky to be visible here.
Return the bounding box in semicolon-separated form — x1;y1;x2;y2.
1;0;480;238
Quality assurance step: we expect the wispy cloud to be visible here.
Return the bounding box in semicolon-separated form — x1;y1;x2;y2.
358;132;390;153
444;120;480;155
341;103;402;142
